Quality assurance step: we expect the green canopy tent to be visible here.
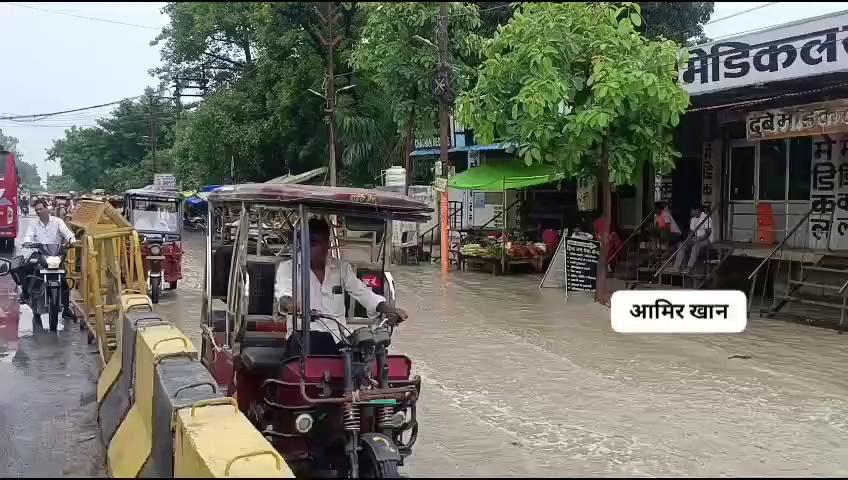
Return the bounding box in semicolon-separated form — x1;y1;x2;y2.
446;160;565;273
447;160;564;192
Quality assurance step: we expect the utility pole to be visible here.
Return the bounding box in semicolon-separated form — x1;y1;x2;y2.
149;95;157;175
316;2;341;187
438;1;451;273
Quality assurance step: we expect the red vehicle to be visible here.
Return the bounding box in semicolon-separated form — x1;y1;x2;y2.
124;187;184;303
0;151;19;252
200;184;429;478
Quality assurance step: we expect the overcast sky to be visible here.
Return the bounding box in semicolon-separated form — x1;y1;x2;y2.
0;2;846;183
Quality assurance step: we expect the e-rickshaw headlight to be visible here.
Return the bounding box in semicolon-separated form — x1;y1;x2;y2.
149;244;162;256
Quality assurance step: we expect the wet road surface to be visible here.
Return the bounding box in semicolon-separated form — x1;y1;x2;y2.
2;220;848;476
0;216;103;477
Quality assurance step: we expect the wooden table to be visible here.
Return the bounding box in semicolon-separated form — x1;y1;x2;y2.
459;254;502;276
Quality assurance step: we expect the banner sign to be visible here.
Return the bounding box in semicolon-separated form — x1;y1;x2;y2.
747;99;848;140
681;12;848;96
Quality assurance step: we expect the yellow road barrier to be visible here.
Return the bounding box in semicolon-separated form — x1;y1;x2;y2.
174;400;292;478
108;323;197;477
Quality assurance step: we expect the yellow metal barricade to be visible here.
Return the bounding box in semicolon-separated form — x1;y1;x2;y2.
69;200;147;365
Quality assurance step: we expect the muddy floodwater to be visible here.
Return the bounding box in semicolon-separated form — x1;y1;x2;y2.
3;221;848;477
157;231;848;477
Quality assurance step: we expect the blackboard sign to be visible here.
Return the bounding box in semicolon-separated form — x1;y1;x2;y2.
565;237;600;293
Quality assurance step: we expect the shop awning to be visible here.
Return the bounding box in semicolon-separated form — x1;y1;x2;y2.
447;160;564;192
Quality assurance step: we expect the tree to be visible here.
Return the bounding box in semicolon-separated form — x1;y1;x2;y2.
639;2;714;44
458;2;689;301
472;2;715;45
336;81;405;187
0;129;42;190
350;2;483;173
46;88;177;191
151;2;267;92
45;174;81;193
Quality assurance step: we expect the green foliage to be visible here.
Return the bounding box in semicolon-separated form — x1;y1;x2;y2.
45;174;81;193
336;81;405;187
0;129;42;189
350;2;483;138
639;2;714;44
457;2;690;185
150;2;268;91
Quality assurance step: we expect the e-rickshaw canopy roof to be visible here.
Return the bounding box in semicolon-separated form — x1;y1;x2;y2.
447;160;564;192
125;187;185;201
207;183;433;222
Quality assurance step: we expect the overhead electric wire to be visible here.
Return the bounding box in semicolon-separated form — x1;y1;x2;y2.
0;89;170;121
1;2;159;29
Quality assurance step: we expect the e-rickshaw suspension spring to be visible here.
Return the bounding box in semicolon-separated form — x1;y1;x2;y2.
343;403;360;432
378;405;395;429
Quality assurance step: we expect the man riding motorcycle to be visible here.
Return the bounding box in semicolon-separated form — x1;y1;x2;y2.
18;199;76;317
274;218;408;356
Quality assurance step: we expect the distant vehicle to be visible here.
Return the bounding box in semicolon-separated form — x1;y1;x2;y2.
0;151;19;252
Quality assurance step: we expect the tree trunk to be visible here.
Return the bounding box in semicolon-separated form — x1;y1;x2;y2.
242;28;252;66
596;136;612;305
403;109;416;194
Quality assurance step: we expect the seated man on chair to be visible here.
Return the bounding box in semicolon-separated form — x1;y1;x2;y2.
671;205;712;274
274;218;408;356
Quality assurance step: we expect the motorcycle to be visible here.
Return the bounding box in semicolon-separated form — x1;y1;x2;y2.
20;203;29;216
184;216;207;232
12;242;68;331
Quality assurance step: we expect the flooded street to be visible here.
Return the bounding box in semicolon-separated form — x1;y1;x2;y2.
2;222;848;476
162;231;848;477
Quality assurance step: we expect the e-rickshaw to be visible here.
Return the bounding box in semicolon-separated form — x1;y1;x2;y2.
124;187;184;303
200;184;430;478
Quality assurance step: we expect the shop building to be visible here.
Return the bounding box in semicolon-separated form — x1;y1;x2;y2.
639;10;848;327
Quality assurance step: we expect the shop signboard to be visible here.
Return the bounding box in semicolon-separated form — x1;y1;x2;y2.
809;134;848;250
747;99;848;141
565;237;599;293
153;173;177;190
680;11;848;96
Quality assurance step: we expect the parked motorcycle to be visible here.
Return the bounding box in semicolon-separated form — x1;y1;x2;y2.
184;216;207;232
12;243;68;331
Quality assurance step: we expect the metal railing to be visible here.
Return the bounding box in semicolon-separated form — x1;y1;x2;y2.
608;211;655;265
653;204;720;279
419;201;463;261
744;204;848;330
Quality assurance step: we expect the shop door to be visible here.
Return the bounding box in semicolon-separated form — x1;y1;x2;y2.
727;143;756;242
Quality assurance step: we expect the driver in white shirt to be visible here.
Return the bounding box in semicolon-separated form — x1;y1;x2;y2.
275;218;408;355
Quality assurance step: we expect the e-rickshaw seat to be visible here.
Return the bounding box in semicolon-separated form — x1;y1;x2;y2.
241;331;286;349
240;346;286;377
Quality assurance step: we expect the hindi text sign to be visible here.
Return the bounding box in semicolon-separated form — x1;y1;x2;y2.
747;100;848;141
680;12;848;96
565;237;599;293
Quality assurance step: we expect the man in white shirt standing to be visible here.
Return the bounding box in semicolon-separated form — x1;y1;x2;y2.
275;218;408;355
19;199;77;308
672;205;712;273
